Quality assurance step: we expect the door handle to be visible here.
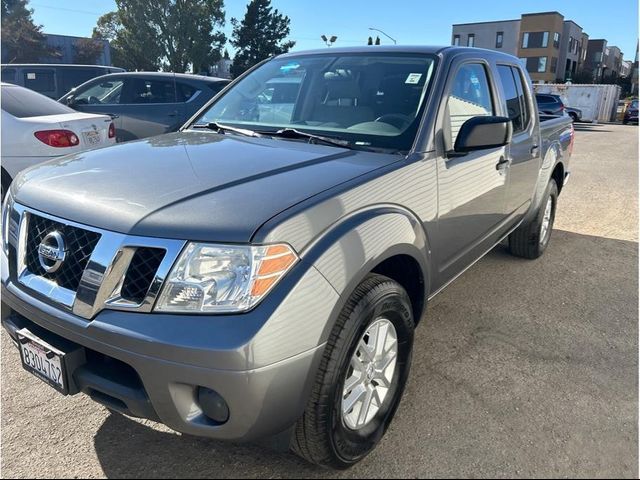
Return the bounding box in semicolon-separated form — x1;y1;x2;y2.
530;144;540;156
168;111;178;117
496;156;510;170
108;113;119;119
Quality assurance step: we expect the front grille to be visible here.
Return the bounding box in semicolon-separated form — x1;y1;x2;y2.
120;248;166;303
25;214;101;291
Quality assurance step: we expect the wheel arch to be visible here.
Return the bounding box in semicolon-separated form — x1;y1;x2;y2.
300;205;432;339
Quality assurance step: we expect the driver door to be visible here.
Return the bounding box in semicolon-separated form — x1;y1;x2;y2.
68;76;126;138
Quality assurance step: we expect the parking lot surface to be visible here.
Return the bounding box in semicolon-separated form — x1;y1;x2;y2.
1;123;638;478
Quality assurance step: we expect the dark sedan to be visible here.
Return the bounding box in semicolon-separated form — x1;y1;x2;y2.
623;100;638;125
59;72;229;141
535;93;565;116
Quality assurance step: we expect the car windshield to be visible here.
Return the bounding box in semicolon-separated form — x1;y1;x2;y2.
1;85;75;118
190;52;437;151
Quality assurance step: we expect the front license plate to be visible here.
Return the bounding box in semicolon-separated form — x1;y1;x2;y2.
17;328;68;394
83;130;101;145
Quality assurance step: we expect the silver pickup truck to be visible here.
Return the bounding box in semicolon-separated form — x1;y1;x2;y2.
1;46;573;468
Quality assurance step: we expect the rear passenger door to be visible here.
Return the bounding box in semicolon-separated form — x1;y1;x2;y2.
496;65;540;217
116;76;182;140
22;68;57;98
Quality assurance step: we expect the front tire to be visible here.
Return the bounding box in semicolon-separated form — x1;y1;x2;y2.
509;179;558;259
291;274;414;469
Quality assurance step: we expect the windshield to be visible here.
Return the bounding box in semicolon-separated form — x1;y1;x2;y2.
190;52;437;151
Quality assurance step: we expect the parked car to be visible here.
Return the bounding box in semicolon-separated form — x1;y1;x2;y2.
535;93;565;116
1;46;573;468
0;83;116;199
623;99;638;124
565;106;582;122
1;64;124;100
59;72;230;141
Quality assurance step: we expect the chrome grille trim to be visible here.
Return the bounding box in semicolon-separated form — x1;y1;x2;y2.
10;203;186;320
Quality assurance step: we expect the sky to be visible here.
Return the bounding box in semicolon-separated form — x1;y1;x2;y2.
30;0;639;60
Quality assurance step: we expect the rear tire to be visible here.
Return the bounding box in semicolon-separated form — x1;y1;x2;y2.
291;274;414;469
508;179;558;259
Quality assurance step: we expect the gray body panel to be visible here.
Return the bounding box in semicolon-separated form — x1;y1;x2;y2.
2;46;572;442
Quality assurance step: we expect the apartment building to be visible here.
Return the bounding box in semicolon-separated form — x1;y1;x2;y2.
451;11;589;83
516;12;565;83
604;45;624;80
451;19;521;55
557;20;587;82
579;32;590;72
583;41;623;81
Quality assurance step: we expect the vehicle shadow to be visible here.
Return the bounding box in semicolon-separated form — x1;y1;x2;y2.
91;229;638;479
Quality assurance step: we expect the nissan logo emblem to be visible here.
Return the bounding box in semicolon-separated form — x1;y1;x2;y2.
37;231;67;273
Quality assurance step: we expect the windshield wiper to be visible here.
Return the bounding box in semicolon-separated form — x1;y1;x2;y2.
269;128;353;149
190;122;264;138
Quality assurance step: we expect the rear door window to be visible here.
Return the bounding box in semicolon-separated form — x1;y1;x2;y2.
23;69;56;95
125;78;176;104
497;65;527;133
1;68;16;84
176;82;198;102
511;67;531;129
1;85;75;118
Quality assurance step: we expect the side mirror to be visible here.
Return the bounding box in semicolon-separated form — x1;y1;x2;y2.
65;95;76;107
451;116;512;155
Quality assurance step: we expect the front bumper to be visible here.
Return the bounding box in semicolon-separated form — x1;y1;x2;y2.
1;258;337;441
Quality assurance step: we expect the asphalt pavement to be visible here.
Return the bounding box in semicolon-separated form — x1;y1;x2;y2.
1;123;638;478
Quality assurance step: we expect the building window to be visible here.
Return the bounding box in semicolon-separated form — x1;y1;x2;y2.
467;34;475;47
553;32;560;49
496;32;504;48
568;37;573;53
453;35;460;46
538;57;548;72
525;56;548;73
550;57;558;74
522;32;550;49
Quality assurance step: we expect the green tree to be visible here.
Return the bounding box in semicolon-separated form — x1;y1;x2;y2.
73;38;104;65
93;0;226;72
93;11;155;70
1;0;59;63
230;0;295;78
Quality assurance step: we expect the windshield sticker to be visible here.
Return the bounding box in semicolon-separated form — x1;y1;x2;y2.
280;62;301;74
405;73;422;84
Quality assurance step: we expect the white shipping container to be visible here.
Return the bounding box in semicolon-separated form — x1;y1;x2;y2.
533;84;622;123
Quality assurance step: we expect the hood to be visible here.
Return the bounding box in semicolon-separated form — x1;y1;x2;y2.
13;131;399;243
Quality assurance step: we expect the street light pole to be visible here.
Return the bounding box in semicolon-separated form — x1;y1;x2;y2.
368;27;397;45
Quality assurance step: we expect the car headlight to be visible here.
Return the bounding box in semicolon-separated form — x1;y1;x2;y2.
155;242;298;313
2;191;14;255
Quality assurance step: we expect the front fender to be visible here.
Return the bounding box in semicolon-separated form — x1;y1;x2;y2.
298;205;431;343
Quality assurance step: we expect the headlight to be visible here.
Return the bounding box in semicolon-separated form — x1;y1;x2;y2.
2;191;14;255
155;242;298;313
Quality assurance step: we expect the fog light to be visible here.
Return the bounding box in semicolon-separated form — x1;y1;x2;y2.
197;387;229;424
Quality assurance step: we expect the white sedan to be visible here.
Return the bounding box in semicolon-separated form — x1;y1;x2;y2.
1;82;116;198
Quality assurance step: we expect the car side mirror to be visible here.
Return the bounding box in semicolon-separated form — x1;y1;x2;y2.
451;116;512;155
65;95;76;107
